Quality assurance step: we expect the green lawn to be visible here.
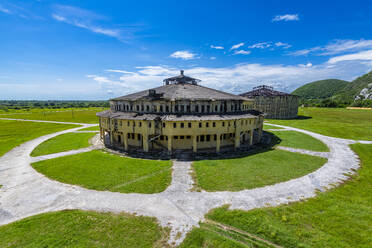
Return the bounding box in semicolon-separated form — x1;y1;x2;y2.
193;149;327;191
0;107;104;124
186;143;372;248
31;132;97;157
0;120;78;157
267;107;372;140
78;125;100;131
32;150;172;193
0;210;169;248
272;130;329;152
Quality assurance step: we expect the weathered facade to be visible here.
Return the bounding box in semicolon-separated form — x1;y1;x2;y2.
97;71;264;153
240;85;299;119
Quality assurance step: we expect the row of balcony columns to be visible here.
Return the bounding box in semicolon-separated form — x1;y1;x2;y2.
100;128;263;153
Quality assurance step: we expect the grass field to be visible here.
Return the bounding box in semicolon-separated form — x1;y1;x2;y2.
32;150;172;193
0;210;169;248
267;107;372;140
193;149;327;191
272;130;329;152
0;120;78;157
31;132;97;157
183;143;372;248
78;125;100;131
0;108;104;124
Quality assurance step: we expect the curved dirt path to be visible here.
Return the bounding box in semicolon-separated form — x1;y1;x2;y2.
0;119;366;246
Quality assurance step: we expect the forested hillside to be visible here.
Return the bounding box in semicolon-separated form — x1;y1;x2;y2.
292;79;349;99
292;70;372;107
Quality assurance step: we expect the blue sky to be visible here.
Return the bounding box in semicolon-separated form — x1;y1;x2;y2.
1;0;372;100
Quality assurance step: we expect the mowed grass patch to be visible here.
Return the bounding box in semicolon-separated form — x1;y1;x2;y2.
268;107;372;140
31;132;97;157
0;120;78;157
193;149;327;191
199;143;372;248
32;150;172;193
78;125;100;131
0;108;104;123
272;130;329;152
0;210;169;248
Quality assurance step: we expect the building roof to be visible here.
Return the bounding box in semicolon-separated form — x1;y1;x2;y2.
97;110;261;121
240;85;297;97
111;71;249;101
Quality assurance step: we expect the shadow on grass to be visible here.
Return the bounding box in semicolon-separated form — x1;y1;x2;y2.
190;131;282;162
267;115;312;121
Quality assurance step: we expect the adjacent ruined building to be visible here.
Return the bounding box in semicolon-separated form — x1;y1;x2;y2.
97;71;264;153
240;85;299;119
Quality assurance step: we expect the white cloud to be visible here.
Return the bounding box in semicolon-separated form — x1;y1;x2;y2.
233;50;251;55
275;42;291;49
249;42;271;49
210;56;216;60
0;5;11;14
230;43;244;50
328;50;372;64
51;5;138;41
291;39;372;56
87;61;372;96
52;13;121;39
170;51;197;60
210;45;224;50
51;14;66;21
105;69;135;74
272;14;299;22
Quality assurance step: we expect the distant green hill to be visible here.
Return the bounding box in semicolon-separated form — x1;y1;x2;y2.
292;79;349;99
337;70;372;101
293;70;372;100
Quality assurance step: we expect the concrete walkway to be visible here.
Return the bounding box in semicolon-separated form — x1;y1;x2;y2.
0;119;367;246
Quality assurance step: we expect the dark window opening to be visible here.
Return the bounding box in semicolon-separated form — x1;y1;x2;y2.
173;123;177;128
206;135;210;142
206;122;209;127
213;122;216;127
188;123;192;128
181;123;184;128
180;136;184;139
174;136;178;139
199;123;202;128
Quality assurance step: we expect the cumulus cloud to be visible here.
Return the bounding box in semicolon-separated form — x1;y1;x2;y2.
272;14;299;22
210;45;224;50
233;50;251;55
170;51;197;60
291;39;372;56
230;43;244;50
87;56;372;98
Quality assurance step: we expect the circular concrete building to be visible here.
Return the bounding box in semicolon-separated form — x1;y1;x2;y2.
240;85;299;119
97;71;264;153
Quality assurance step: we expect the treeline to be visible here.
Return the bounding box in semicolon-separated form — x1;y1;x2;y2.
300;98;372;108
0;100;109;111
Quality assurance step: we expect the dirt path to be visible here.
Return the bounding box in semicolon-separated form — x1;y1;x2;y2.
0;118;366;246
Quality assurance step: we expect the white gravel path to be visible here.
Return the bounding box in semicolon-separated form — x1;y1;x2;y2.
0;119;368;246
